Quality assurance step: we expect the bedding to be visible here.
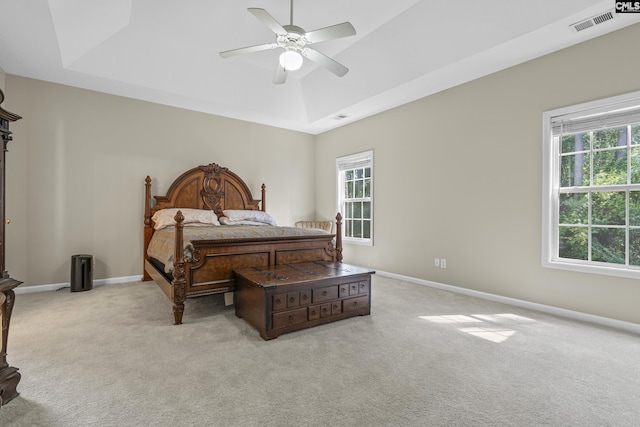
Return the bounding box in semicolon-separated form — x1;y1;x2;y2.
147;224;330;272
219;217;273;226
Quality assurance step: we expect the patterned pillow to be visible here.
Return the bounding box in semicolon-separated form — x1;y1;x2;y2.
222;210;277;226
152;208;220;230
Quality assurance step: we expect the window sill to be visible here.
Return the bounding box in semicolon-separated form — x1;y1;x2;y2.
543;258;640;280
343;238;373;247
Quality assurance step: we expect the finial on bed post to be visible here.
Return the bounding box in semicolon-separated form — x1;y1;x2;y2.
261;183;266;212
172;210;187;325
335;212;343;263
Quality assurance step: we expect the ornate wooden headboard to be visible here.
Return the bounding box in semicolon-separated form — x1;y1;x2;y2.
146;163;266;219
143;163;267;280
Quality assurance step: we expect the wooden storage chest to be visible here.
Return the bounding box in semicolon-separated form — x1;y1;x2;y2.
234;262;374;340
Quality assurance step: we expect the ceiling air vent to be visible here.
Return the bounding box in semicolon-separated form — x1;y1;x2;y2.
571;9;617;32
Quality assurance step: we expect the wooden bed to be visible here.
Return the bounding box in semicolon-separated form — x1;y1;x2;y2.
143;163;343;325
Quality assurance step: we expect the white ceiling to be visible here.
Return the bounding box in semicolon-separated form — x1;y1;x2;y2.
1;0;638;134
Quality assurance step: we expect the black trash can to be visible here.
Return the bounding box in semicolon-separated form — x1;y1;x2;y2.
70;254;93;292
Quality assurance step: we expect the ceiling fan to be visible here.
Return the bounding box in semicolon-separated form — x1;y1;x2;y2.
219;0;356;84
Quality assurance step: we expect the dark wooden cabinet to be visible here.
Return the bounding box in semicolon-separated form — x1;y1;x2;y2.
0;89;22;406
235;262;374;340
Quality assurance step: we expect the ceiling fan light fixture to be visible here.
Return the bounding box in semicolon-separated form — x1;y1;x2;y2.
279;50;303;71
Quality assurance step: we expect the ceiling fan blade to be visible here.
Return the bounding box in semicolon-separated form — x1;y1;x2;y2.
273;64;288;84
219;43;276;58
305;22;356;44
248;8;287;35
303;48;349;77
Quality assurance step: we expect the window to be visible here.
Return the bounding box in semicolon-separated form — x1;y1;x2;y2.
337;150;373;245
543;90;640;278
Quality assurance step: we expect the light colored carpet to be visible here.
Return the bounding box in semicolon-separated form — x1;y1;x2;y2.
1;275;639;426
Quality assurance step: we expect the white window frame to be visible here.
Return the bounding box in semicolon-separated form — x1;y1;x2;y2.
542;90;640;279
336;150;374;246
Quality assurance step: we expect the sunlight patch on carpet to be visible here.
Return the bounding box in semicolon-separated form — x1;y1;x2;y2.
418;313;536;343
417;315;483;324
459;327;517;343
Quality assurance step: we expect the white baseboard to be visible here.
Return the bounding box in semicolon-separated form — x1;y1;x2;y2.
375;269;640;335
14;275;144;294
13;270;640;335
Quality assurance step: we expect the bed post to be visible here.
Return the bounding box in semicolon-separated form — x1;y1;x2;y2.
261;184;266;212
335;212;343;263
143;176;153;281
172;211;187;325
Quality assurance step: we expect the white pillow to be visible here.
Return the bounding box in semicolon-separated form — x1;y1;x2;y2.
152;208;221;230
222;210;277;226
219;217;270;226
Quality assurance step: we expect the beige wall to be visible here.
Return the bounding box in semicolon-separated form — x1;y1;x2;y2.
5;77;316;286
0;65;5;92
316;23;640;325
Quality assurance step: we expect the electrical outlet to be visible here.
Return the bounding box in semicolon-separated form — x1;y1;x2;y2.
440;258;447;269
434;258;440;267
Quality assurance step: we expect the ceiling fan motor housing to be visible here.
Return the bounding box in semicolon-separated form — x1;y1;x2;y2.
278;25;308;51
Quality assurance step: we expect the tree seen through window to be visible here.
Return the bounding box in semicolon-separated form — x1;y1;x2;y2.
559;125;640;266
